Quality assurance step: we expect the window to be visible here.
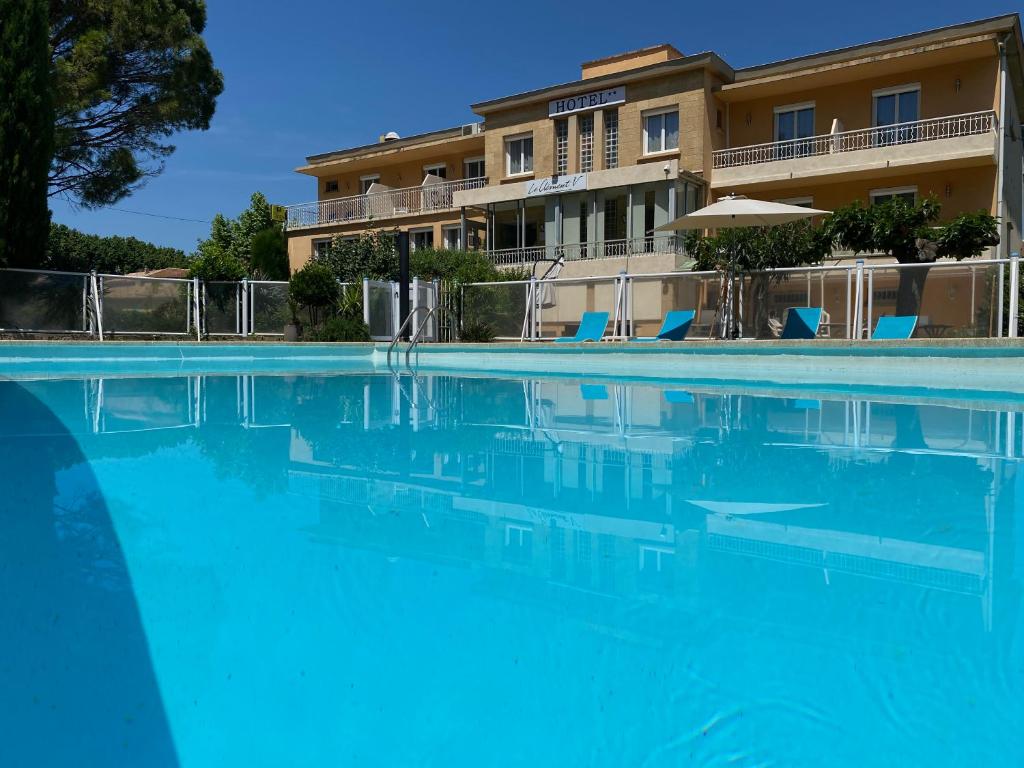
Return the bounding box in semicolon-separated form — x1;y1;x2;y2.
324;180;339;193
504;524;533;563
603;109;619;169
873;85;920;145
506;134;533;176
442;225;461;250
643;108;679;154
870;186;917;206
554;119;569;175
312;239;331;259
423;163;447;179
410;227;434;251
578;114;594;173
774;103;815;158
359;174;379;194
463;156;485;179
604;193;627;241
774;196;814;207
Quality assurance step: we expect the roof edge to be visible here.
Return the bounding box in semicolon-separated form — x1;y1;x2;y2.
471;51;733;114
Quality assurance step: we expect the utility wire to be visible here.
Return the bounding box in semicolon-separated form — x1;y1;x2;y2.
108;207;212;224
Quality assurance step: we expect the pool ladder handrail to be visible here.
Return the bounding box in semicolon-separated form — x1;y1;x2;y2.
386;305;444;369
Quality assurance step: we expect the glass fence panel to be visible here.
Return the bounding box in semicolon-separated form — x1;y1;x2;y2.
0;269;90;333
204;282;240;335
741;268;852;339
366;281;395;339
251;282;289;335
628;273;723;339
100;276;190;334
462;283;529;339
865;262;1002;338
535;279;617;340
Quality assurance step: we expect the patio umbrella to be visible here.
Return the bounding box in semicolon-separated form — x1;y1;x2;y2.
656;194;829;231
655;195;830;338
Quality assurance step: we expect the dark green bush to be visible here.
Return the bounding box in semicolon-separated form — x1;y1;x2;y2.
305;315;371;342
289;261;339;325
460;320;496;343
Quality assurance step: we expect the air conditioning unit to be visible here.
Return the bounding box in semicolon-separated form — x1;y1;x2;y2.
461;123;483;136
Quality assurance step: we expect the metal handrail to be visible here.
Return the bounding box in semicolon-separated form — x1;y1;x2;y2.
406;305;445;367
386;305;433;367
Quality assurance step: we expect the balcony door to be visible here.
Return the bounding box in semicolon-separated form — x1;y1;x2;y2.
774;104;815;160
873;85;920;146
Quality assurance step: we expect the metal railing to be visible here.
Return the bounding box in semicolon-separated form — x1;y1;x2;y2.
486;235;686;268
713;110;997;169
285;177;488;229
461;256;1021;342
0;269;424;340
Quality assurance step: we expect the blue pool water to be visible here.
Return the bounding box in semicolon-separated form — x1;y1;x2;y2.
2;368;1022;766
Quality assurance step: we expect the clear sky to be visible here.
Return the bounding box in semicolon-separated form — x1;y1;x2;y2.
49;0;1019;253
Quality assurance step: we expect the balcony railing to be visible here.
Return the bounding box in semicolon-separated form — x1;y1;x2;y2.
713;111;997;170
286;177;488;230
486;235;686;268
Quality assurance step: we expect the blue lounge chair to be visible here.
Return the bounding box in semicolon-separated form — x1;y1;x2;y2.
872;315;917;340
580;384;608;401
554;311;609;343
632;310;696;342
664;390;694;404
780;307;823;340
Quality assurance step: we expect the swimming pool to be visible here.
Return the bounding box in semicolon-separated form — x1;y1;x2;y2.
2;355;1022;765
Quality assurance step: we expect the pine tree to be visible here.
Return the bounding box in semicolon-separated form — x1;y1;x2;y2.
0;0;54;267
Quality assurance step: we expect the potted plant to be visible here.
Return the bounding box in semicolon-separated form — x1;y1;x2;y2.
284;297;301;341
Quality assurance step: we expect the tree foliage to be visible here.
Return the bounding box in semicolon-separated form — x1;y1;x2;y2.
317;230;399;282
824;196;1000;314
195;192;279;274
45;222;189;273
684;220;832;273
289;261;339;326
187;241;245;282
0;0;54;267
49;0;224;205
249;226;289;281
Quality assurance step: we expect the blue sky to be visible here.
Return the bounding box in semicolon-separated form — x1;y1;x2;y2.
50;0;1018;253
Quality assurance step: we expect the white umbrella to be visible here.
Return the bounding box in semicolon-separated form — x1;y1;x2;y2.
656;194;829;231
656;195;830;339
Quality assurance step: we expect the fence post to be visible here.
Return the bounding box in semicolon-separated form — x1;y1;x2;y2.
241;279;249;337
530;276;539;341
1010;252;1020;338
362;278;370;328
854;260;865;339
193;276;201;341
845;268;852;339
90;270;104;341
612;272;624;340
866;268;874;339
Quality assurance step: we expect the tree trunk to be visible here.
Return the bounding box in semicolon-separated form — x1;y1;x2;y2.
895;264;931;316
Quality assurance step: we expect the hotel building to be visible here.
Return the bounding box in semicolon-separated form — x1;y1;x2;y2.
284;15;1024;278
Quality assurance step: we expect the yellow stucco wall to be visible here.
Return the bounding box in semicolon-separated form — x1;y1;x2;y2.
314;147;485;201
722;165;997;221
726;56;998;148
482;69;712;182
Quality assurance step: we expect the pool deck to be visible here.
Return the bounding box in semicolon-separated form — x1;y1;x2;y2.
1;338;1023;393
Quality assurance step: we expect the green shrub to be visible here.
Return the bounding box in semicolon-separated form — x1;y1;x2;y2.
188;242;246;281
460;320;496;343
290;261;339;325
305;315;371;342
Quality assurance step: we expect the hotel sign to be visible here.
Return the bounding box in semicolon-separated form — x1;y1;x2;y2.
526;174;587;197
549;86;625;118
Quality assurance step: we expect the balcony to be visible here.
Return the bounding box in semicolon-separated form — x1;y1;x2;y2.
285;177;488;230
486;235;686;268
711;111;997;189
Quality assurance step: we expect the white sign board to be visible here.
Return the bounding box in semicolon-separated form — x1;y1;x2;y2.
526;174;588;197
549;87;625;118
